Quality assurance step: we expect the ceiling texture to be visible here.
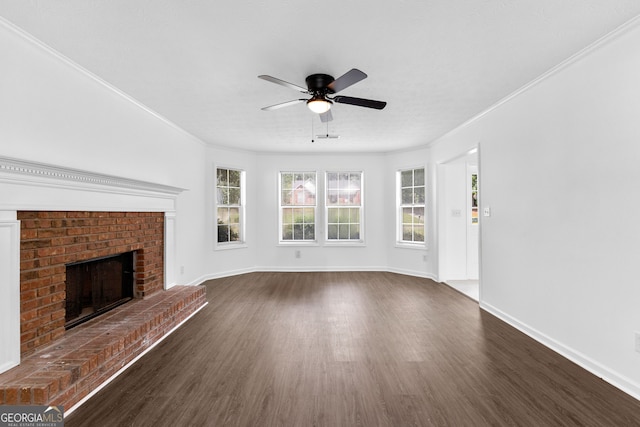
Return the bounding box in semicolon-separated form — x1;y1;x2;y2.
2;1;640;153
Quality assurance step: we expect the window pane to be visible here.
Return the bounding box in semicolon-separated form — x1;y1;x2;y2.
339;208;350;224
282;208;293;224
281;190;291;205
303;208;315;223
328;208;339;223
327;190;339;206
402;207;413;224
414;168;425;186
350;173;361;189
217;207;228;224
339;172;349;188
229;188;241;205
414;207;424;224
402;225;413;241
228;169;240;187
414;225;425;242
350;224;360;240
218;225;229;243
339;224;350;239
328;224;338;239
282;173;293;190
304;224;315;240
229;225;240;242
350;208;359;224
401;170;413;187
282;224;293;240
305;173;316;187
414;187;425;204
217;169;228;186
229;207;240;224
327;172;338;188
218;188;229;204
293;208;304;223
402;188;413;204
293;224;304;240
339;191;350;205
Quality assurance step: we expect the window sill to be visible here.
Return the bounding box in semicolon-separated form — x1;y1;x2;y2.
395;242;428;250
215;242;248;251
278;241;320;247
324;241;366;247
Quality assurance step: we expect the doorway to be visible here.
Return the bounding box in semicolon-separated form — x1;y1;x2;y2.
437;147;480;301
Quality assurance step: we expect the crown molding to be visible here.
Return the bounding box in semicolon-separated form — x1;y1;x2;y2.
0;156;185;196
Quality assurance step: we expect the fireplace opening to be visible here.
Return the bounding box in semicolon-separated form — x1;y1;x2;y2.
65;251;135;329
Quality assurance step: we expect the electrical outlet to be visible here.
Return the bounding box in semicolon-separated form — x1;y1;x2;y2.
635;332;640;353
180;266;185;275
295;250;301;259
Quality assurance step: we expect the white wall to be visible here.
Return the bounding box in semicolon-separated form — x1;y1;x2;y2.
430;20;640;398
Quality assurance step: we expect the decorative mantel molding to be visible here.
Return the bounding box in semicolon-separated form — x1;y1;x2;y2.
0;155;185;196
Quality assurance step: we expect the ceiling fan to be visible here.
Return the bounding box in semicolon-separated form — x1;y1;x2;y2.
258;68;386;122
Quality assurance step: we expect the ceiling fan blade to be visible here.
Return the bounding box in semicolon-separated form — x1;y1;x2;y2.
319;110;333;123
333;96;387;110
261;99;306;111
258;75;308;93
327;69;367;93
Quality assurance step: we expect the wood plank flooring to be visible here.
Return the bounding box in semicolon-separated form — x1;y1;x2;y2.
65;272;640;426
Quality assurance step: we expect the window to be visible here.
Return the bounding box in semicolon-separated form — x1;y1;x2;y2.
216;167;244;244
280;172;316;242
326;171;363;241
471;173;478;224
399;167;425;243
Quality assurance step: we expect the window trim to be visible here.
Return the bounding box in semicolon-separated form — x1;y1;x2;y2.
215;166;246;249
396;166;426;248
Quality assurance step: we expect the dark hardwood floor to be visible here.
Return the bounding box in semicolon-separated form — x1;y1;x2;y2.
66;272;640;426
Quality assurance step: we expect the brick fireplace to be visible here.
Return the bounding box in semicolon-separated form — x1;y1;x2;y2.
18;211;165;356
0;156;207;410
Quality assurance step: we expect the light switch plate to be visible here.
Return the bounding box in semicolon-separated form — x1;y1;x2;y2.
483;207;491;217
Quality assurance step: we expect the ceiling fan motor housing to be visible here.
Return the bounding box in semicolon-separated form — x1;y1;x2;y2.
305;74;335;95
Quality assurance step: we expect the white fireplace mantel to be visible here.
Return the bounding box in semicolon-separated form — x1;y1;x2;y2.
0;155;186;374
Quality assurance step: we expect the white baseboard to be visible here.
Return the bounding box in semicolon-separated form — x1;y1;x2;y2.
387;267;438;281
480;301;640;402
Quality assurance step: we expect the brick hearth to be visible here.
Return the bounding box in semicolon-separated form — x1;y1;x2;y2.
0;285;206;408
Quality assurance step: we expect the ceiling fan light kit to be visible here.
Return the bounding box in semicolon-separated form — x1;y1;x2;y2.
307;97;332;113
259;68;386;121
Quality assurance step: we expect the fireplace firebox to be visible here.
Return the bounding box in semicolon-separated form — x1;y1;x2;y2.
65;251;135;329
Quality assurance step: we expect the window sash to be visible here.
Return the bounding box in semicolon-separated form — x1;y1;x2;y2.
280;172;317;242
326;171;363;241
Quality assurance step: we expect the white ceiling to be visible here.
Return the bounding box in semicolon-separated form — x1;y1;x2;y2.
2;1;640;153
